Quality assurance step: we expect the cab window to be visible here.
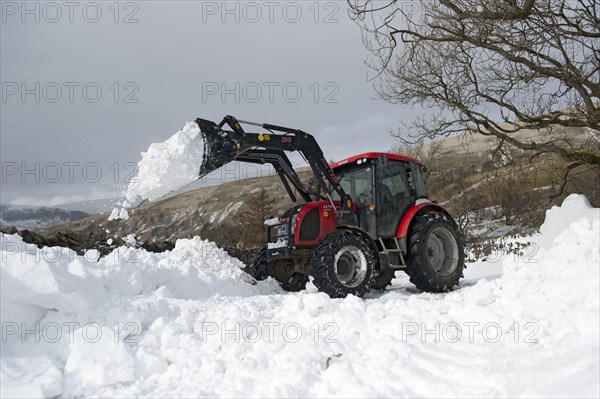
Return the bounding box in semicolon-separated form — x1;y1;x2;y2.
331;164;373;205
409;163;428;198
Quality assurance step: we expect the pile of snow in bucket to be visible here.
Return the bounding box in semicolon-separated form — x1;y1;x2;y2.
125;121;204;203
108;121;204;219
1;194;598;398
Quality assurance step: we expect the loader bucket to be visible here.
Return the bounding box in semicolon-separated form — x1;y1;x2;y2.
196;118;239;177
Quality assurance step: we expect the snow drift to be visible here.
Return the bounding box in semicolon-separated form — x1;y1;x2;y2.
1;194;598;398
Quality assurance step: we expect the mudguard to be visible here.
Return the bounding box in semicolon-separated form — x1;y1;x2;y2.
396;201;451;238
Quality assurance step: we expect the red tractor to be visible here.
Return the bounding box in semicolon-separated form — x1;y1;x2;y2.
196;116;465;298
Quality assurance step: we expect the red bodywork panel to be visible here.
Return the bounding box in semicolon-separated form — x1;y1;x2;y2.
396;202;449;238
293;200;449;245
293;200;353;247
331;152;422;169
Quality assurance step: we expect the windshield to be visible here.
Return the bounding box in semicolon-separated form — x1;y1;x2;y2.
331;164;373;205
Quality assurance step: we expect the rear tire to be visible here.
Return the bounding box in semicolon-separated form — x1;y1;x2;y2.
311;230;376;298
405;212;465;292
250;245;308;292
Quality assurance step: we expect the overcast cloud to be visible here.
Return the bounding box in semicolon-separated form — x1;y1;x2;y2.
0;1;413;206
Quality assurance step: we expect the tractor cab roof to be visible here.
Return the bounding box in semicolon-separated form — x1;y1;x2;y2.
331;152;422;169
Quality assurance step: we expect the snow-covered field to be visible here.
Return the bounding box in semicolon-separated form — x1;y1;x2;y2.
1;195;598;398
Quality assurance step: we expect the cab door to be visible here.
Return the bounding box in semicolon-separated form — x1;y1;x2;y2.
376;160;414;237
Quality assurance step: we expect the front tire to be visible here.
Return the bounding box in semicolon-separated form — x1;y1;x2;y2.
311;230;376;298
249;245;269;281
405;212;465;292
268;260;309;292
372;270;395;290
249;245;308;292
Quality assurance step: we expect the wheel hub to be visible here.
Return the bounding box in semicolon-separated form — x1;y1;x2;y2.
337;259;350;275
426;227;459;276
334;245;367;288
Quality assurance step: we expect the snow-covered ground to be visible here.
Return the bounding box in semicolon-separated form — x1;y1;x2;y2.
1;195;598;398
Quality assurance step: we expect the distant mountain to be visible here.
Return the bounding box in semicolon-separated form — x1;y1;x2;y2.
53;198;123;215
0;205;90;229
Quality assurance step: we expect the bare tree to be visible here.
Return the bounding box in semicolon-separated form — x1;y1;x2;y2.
235;188;277;248
393;139;445;179
448;179;480;234
348;0;600;170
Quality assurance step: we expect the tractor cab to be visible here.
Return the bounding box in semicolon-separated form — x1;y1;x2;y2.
331;152;427;239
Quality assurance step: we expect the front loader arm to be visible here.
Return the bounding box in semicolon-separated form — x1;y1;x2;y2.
235;149;310;203
195;115;351;216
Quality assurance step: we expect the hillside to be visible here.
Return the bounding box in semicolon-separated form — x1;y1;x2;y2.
8;124;595;263
24;169;312;263
38;170;308;237
396;125;599;238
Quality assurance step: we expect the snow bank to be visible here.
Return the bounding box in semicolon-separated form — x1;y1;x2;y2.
1;195;599;398
125;121;204;204
539;194;598;249
0;236;273;398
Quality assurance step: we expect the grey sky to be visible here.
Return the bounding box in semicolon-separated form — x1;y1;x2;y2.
0;1;411;206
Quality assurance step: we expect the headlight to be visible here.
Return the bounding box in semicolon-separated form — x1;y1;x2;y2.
274;223;288;237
